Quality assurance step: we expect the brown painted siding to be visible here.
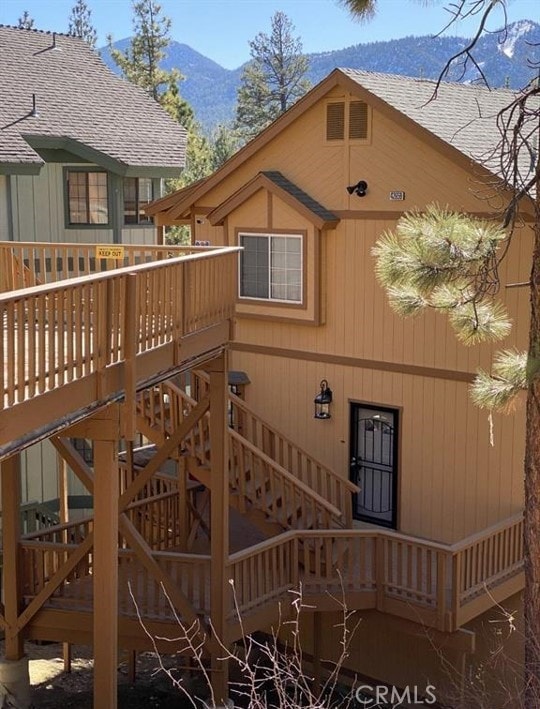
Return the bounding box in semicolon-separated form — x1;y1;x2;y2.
186;82;531;544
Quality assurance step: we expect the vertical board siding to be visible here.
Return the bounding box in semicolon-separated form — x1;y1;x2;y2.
231;350;525;543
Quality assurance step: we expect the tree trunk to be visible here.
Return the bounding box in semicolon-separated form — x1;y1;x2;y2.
524;217;540;707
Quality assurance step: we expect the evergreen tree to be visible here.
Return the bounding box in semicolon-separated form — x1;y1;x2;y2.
235;11;310;142
210;124;240;171
68;0;97;48
108;0;192;128
17;10;35;29
109;0;174;101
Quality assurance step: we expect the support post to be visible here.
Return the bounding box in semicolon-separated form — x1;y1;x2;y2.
0;453;30;708
93;438;119;709
208;353;230;704
313;612;322;696
177;458;189;551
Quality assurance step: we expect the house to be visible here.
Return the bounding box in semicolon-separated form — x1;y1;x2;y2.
146;68;531;703
0;51;530;706
0;24;187;516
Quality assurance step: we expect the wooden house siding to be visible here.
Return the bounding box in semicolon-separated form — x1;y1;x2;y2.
177;81;531;545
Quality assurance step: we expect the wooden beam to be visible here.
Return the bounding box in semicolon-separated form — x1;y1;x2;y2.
51;437;95;494
208;353;230;703
118;395;210;512
176;459;189;551
93;438;119;709
1;454;23;657
64;404;122;441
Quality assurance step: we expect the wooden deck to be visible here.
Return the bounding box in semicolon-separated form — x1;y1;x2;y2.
12;507;523;650
0;243;240;459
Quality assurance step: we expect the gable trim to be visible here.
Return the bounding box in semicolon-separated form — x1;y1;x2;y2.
207;172;339;231
147;71;344;223
146;68;507;225
23;135;182;178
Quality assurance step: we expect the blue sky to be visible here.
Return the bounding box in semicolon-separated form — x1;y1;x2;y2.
0;0;537;69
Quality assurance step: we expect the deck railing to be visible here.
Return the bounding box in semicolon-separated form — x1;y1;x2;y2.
124;491;183;551
1;246;239;414
227;514;524;631
451;513;524;626
191;370;358;526
0;242;217;292
15;513;523;632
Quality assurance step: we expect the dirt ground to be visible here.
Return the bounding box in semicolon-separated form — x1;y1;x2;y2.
22;641;209;708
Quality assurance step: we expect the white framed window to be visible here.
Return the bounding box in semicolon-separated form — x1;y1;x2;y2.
239;233;302;304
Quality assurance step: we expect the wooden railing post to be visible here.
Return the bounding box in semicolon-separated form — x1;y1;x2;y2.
0;452;31;708
92;419;119;709
1;453;24;659
208;352;230;704
374;536;385;613
436;551;448;631
123;274;137;441
451;551;462;631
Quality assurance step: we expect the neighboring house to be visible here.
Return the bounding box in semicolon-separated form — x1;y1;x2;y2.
147;68;531;696
0;25;186;512
0;24;186;247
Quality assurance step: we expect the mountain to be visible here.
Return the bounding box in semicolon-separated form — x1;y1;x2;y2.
100;20;540;131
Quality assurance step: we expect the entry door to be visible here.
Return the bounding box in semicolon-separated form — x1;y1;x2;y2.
350;404;398;528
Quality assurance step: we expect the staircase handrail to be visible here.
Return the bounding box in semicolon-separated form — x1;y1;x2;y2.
229;428;342;521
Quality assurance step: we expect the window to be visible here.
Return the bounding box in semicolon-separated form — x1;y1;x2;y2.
71;438;93;466
123;177;154;225
66;170;109;225
326;100;369;141
239;233;302;304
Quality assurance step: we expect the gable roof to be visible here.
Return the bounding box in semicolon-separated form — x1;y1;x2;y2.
208;171;339;230
0;25;187;176
147;68;519;222
341;68;514;171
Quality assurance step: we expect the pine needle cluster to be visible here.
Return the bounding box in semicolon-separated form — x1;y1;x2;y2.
373;204;528;411
372;204;510;343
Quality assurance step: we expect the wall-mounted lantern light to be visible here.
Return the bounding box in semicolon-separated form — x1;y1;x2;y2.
314;379;333;419
346;180;368;197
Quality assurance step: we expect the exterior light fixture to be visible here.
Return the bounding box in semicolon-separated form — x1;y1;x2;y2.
346;180;368;197
314;379;333;419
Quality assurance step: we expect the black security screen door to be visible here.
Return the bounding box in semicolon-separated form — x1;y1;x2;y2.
350;404;398;528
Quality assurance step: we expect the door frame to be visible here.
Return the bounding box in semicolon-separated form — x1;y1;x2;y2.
349;400;401;530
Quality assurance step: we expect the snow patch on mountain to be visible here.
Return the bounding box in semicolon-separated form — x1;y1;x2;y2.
499;20;535;58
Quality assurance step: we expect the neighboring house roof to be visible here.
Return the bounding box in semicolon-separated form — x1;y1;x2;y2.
0;25;187;176
207;171;339;230
147;68;521;222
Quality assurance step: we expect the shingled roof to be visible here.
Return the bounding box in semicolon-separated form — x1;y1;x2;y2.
341;68;517;172
0;25;187;175
147;68;526;223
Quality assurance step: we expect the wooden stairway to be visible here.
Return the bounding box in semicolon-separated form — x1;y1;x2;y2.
136;377;357;535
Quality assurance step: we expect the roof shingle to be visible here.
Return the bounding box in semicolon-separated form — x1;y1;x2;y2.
0;25;187;172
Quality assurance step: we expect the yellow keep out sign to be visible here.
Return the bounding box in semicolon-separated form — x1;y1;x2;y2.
96;245;125;259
